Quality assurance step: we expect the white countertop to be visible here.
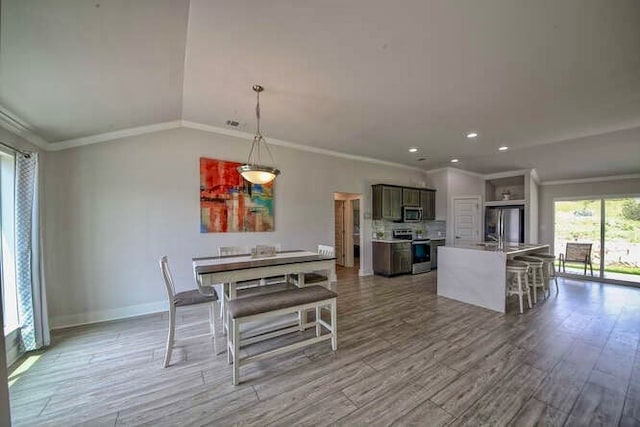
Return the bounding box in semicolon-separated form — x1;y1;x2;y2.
443;241;549;255
372;239;410;244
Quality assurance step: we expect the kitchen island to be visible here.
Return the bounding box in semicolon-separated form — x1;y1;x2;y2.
437;242;550;313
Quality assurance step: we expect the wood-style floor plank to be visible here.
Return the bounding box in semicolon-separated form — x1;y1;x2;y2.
508;397;568;427
7;267;640;426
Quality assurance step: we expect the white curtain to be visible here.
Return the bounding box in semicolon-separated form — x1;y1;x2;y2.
15;152;49;350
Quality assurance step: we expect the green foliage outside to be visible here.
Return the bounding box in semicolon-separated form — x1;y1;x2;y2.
554;198;640;277
622;199;640;221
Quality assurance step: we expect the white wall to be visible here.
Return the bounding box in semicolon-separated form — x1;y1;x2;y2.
425;169;448;220
43;127;426;327
538;177;640;252
528;173;539;244
445;168;485;243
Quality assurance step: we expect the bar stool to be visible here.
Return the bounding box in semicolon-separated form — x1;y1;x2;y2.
506;260;532;314
513;255;546;304
532;253;558;294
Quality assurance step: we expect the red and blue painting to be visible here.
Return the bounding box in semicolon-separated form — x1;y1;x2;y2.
200;157;274;233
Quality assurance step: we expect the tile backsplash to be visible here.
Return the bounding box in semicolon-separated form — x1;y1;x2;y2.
372;220;445;239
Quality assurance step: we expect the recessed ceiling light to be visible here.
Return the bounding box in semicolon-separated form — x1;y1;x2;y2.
451;158;459;163
466;132;478;139
499;146;509;151
408;147;418;153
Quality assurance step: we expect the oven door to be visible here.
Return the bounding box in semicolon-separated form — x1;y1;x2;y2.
411;241;431;274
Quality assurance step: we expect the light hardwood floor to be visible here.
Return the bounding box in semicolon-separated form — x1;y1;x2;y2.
8;267;640;426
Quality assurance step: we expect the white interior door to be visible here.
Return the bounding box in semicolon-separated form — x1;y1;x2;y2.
453;197;481;241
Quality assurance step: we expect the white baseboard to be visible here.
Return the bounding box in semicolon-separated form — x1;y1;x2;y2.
6;328;22;367
359;269;373;277
50;300;168;330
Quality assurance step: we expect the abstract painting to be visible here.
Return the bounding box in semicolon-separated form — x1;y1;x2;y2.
200;157;274;233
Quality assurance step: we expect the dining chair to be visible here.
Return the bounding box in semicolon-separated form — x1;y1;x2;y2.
219;246;250;257
260;244;289;286
289;245;335;288
218;246;261;288
160;256;219;367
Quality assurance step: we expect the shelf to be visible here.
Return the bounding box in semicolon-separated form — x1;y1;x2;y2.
484;199;525;207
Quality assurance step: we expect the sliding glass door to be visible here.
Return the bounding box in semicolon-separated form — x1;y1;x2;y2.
603;198;640;282
554;199;601;277
554;197;640;284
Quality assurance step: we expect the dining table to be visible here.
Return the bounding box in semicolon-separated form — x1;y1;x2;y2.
192;250;337;338
193;250;336;291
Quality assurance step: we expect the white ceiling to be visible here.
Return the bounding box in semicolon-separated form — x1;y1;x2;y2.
2;0;640;180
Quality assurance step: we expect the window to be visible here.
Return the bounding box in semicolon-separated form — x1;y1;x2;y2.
1;152;18;335
554;197;640;284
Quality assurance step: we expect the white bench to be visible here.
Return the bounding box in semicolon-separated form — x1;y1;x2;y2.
226;285;337;385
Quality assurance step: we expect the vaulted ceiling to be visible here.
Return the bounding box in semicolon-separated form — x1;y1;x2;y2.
2;0;640;180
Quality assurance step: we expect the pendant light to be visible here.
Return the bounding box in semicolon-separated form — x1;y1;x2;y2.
237;84;281;184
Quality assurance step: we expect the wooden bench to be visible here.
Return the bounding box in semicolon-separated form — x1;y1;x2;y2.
559;242;594;276
226;285;337;385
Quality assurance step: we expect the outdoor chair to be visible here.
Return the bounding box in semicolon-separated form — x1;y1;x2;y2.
559;242;594;276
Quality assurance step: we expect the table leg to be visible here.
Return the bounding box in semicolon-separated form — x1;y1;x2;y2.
298;273;306;330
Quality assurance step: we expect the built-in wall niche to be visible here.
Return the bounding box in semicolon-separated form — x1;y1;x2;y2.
485;175;525;202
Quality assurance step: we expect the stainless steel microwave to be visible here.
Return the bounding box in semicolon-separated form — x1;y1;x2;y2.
402;206;423;222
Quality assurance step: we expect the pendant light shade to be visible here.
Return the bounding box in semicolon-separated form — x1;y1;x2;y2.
237;164;280;185
237;85;280;184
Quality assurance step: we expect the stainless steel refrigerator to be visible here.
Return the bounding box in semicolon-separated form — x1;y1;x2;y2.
485;206;525;243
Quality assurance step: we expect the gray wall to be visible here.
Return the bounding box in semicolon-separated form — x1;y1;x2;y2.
43;127;428;327
538;177;640;252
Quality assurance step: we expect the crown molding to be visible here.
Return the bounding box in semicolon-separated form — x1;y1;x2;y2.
49;121;183;150
0;106;49;150
540;173;640;186
530;168;540;184
181;120;425;172
424;166;486;178
447;166;485;178
44;119;426;171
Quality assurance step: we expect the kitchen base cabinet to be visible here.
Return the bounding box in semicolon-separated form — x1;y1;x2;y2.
373;242;412;276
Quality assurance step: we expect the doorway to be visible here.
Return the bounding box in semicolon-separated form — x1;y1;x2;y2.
334;193;361;271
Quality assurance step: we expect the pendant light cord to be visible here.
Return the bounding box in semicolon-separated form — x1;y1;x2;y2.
247;85;276;167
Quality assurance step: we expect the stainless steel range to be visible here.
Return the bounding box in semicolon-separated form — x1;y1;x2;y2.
393;229;431;274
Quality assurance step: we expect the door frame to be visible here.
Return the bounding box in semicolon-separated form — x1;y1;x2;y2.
451;195;482;243
552;193;640;287
333;193;363;270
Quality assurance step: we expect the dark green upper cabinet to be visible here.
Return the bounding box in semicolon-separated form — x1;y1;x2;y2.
372;185;436;221
372;185;402;220
420;190;436;220
402;188;420;207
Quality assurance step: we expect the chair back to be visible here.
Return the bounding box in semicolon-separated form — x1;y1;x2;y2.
219;246;250;256
318;245;335;257
159;256;176;301
565;243;592;262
